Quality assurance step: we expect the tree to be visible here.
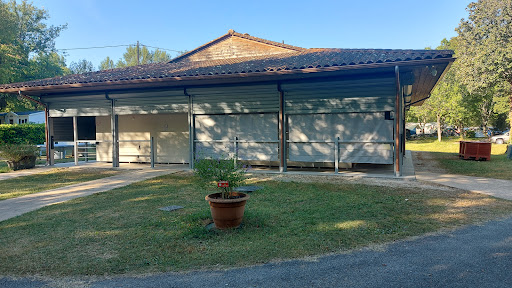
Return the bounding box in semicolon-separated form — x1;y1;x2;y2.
69;59;94;74
407;102;434;135
415;38;467;141
28;52;69;80
99;56;115;70
101;45;172;69
456;0;512;137
0;0;66;112
491;89;512;130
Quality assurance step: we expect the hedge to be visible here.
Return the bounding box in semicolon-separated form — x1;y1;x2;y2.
0;124;45;144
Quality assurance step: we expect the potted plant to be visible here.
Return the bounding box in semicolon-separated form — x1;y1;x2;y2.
0;143;39;171
194;153;249;229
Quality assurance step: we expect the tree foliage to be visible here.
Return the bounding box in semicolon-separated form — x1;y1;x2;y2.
409;32;511;141
98;56;115;70
456;0;512;132
69;59;94;74
101;45;172;69
0;0;67;112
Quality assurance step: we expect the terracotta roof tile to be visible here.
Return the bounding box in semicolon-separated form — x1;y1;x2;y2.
0;47;453;91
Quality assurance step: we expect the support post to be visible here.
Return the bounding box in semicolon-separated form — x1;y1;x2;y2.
278;85;287;172
73;116;78;166
394;66;402;177
234;136;238;166
402;107;406;157
110;97;119;167
150;136;155;168
186;89;194;169
334;137;339;174
44;107;55;166
85;142;89;162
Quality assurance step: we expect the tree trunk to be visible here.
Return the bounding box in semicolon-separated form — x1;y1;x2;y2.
508;83;511;159
437;114;442;142
458;122;464;139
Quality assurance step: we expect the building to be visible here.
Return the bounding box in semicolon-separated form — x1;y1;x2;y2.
0;30;454;176
0;111;45;124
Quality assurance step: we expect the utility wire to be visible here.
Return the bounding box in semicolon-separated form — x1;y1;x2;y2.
57;44;132;51
57;43;182;53
139;44;183;53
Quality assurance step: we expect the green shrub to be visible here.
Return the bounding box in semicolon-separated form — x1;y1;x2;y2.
193;154;248;199
465;130;476;138
0;123;45;145
0;144;39;162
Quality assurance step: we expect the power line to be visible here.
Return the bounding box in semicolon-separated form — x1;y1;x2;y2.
139;44;183;53
57;43;182;53
57;44;132;51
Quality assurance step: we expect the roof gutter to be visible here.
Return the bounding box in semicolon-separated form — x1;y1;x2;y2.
406;94;431;107
18;91;46;107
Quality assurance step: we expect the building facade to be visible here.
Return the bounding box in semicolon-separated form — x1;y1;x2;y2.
0;30;454;176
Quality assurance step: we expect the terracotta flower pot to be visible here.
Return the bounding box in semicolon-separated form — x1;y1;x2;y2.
205;192;249;229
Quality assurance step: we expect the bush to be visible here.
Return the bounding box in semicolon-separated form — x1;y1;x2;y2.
0;124;45;145
465;130;476;138
0;144;39;162
193;154;248;199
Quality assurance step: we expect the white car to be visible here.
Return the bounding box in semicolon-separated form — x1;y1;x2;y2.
491;131;510;144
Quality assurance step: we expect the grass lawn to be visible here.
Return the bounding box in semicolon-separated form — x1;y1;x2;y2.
0;168;122;200
407;137;512;180
1;172;511;276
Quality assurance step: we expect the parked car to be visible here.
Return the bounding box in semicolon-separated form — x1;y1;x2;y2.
491;131;510;144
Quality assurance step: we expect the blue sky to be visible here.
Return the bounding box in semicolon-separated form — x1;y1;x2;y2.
27;0;471;69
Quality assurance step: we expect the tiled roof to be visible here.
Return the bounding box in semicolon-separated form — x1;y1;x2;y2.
15;111;42;115
0;48;453;91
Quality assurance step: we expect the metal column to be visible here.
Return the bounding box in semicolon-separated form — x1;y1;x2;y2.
186;89;194;169
278;84;287;172
110;96;119;167
44;107;55;166
73;116;78;166
150;136;155;168
334;137;339;174
394;66;402;177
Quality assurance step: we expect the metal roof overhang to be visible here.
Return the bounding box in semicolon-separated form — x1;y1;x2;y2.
1;58;454;106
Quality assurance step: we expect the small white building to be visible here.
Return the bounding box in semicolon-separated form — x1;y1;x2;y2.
0;111;45;124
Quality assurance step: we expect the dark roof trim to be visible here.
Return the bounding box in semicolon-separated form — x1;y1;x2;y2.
2;58;454;96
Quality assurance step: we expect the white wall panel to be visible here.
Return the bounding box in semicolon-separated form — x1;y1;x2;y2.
288;113;393;164
195;113;278;161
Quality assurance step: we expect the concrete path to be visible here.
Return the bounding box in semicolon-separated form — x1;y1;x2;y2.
0;161;111;181
416;172;512;200
0;161;182;181
0;165;56;181
0;167;183;222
